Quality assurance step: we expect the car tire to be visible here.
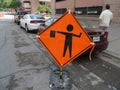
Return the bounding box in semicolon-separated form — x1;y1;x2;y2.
25;24;29;32
14;20;16;23
17;21;20;25
20;22;22;28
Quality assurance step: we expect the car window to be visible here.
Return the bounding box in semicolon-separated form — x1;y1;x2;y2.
47;18;54;23
21;12;27;15
17;12;27;15
45;17;58;26
30;15;44;19
53;18;57;22
79;20;97;28
23;15;28;19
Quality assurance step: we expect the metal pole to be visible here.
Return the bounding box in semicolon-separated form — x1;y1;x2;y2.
74;0;76;14
49;68;72;90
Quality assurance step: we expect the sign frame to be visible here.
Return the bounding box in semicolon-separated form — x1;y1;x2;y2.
37;10;94;68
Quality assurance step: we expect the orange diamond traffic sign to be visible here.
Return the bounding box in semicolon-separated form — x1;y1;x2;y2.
37;10;94;68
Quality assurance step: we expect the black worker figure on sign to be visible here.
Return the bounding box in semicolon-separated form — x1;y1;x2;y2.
50;24;82;58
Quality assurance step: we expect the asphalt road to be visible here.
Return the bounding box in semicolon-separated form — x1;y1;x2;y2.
0;16;120;90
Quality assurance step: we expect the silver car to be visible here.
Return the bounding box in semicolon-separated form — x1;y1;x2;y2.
45;17;58;26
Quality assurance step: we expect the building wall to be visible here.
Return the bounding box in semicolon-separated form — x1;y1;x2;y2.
75;0;104;7
104;0;120;23
51;0;120;23
51;0;55;16
21;0;51;13
30;0;39;13
20;0;31;12
55;0;74;11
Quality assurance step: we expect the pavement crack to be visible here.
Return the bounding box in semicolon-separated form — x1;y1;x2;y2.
15;50;49;67
6;75;18;90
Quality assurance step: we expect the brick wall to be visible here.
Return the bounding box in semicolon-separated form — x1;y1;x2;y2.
21;0;51;14
52;0;120;23
30;0;39;13
75;0;104;7
104;0;120;23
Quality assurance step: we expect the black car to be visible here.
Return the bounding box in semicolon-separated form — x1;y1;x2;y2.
14;11;28;25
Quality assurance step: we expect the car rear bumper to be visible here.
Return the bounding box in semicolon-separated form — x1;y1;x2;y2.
94;40;109;52
28;24;40;30
83;40;108;55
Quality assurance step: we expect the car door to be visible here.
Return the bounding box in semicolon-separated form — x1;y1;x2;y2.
21;15;28;28
20;15;25;28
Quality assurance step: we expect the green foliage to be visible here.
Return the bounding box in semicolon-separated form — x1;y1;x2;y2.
9;0;21;9
0;0;21;10
0;0;12;8
46;6;51;13
37;5;51;13
0;7;2;10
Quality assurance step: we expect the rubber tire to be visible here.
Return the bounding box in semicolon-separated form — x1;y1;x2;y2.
20;22;22;28
25;24;29;32
17;21;20;25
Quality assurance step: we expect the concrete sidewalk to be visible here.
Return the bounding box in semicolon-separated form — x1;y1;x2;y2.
104;23;120;59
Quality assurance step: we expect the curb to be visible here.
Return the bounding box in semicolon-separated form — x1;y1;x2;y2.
96;50;120;68
103;50;120;60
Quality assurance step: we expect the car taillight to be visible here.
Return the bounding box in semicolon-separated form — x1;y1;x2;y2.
104;32;108;40
30;20;36;23
18;16;20;19
30;20;45;23
38;20;45;23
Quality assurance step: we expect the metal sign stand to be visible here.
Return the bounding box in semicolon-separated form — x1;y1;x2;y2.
37;9;95;90
49;68;72;90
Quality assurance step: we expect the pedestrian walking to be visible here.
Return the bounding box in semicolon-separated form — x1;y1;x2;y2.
99;4;113;31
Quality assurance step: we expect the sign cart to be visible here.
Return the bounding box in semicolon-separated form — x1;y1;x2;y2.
37;10;95;89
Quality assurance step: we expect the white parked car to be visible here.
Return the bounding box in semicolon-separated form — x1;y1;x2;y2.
20;14;45;32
